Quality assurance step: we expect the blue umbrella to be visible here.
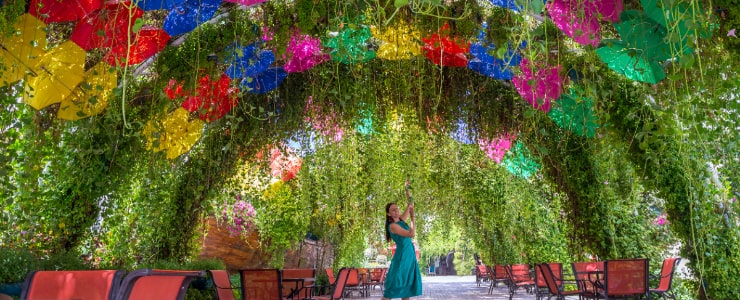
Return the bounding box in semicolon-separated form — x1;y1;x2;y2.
240;67;287;94
467;42;523;80
225;43;275;79
163;0;221;36
135;0;186;11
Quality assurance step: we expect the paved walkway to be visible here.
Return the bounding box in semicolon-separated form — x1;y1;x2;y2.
352;275;536;300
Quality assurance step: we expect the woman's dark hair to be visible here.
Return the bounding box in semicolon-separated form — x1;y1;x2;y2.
385;202;396;242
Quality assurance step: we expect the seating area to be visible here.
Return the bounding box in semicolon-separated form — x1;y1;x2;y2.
475;257;681;300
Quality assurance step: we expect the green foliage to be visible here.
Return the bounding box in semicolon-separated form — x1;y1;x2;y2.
0;247;39;283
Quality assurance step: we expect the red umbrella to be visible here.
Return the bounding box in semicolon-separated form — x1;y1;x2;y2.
422;23;470;67
29;0;102;23
70;1;145;51
105;26;170;66
181;74;240;122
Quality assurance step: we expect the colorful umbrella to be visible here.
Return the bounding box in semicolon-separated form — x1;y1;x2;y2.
614;10;673;62
163;0;221;36
283;34;329;73
488;0;521;11
23;41;86;110
304;96;344;142
105;26;170;66
240;67;287;94
478;133;516;163
467;42;523;80
641;0;712;52
69;1;145;51
371;22;422;60
57;62;117;121
0;14;48;86
548;87;600;137
135;0;187;11
422;23;469;67
355;108;375;135
225;43;274;79
501;141;540;180
224;0;269;6
181;74;240;122
29;0;102;23
595;41;666;84
546;0;624;47
268;145;303;182
323;21;376;64
143;107;205;159
512;58;564;113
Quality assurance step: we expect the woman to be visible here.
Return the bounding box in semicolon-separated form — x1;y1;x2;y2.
382;182;422;300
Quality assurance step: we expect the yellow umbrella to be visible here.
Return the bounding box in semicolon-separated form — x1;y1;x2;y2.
371;22;422;60
143;108;204;159
0;14;47;86
57;62;118;120
23;41;86;110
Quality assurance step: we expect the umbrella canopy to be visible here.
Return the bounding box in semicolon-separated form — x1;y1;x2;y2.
548;87;600;138
501;141;540;180
135;0;187;11
512;58;565;113
355;108;375;135
640;0;711;54
614;10;673;62
372;22;422;60
57;62;118;121
70;1;145;51
105;26;170;66
240;67;287;94
23;41;86;110
283;34;329;73
546;0;624;47
467;42;523;80
0;14;48;86
225;43;275;79
323;21;376;64
143;107;205;159
181;74;240;122
478;133;516;163
595;41;666;84
29;0;102;23
422;23;469;67
163;0;222;36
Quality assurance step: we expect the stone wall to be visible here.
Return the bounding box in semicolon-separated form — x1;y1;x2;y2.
197;217;333;271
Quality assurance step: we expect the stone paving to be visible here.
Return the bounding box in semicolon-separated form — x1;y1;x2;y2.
352;275;537;300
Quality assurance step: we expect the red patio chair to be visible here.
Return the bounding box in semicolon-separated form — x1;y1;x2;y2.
344;268;365;297
649;257;681;299
571;261;604;299
117;269;205;300
487;265;508;294
365;268;386;292
599;258;649;299
536;264;580;300
303;268;350;300
476;264;488;287
534;263;564;300
240;268;284;300
21;270;125;300
208;270;237;300
282;268;316;300
504;264;535;300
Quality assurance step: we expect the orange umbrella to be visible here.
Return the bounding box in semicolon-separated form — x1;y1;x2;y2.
0;14;48;86
23;41;86;110
57;62;118;120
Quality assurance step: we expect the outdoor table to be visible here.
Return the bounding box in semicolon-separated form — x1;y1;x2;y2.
282;277;315;299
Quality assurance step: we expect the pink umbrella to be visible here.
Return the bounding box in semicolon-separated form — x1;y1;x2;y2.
478;133;516;163
512;58;565;113
284;34;329;73
546;0;623;46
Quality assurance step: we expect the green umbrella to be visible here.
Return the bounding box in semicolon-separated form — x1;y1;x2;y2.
596;40;666;84
323;20;376;64
615;10;673;62
501;141;540;180
548;87;600;138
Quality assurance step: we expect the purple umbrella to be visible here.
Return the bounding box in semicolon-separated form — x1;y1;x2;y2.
546;0;624;47
283;34;329;73
512;58;565;113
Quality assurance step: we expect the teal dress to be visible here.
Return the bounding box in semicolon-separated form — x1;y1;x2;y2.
384;219;422;298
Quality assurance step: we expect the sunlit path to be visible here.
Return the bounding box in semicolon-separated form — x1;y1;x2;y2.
357;275;536;300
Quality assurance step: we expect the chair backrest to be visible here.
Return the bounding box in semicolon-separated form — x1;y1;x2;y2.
572;261;604;293
369;268;383;281
282;268;315;300
535;263;562;288
118;269;205;300
494;265;507;280
240;269;282;300
655;257;681;291
604;258;649;298
508;264;532;283
536;264;561;295
328;268;350;300
208;270;236;300
325;268;336;285
346;268;360;286
476;265;488;277
21;270;125;300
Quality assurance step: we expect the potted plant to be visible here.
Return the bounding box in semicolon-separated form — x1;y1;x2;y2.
0;247;39;296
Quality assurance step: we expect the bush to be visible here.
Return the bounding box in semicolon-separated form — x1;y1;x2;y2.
0;247;39;283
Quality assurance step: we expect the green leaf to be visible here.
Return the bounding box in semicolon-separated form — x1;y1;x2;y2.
394;0;409;8
133;18;145;33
